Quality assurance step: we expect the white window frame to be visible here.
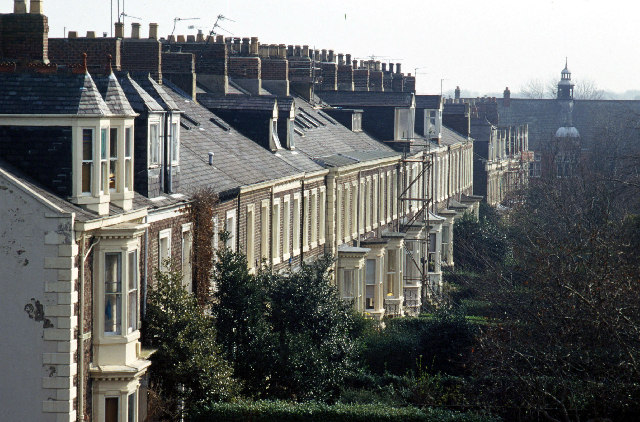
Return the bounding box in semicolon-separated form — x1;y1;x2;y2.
343;185;351;243
372;175;378;228
283;196;291;260
148;121;161;167
310;190;318;248
303;190;310;252
261;199;270;260
272;198;281;264
292;194;301;255
246;204;255;270
226;209;236;252
158;228;172;272
80;127;95;196
170;119;180;165
365;178;372;231
318;187;326;245
336;185;343;242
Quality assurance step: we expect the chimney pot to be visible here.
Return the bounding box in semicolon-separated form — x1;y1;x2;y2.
13;0;27;14
187;35;195;43
278;44;287;59
375;61;381;71
338;53;344;65
208;152;214;165
241;37;250;54
287;45;294;57
258;45;269;58
86;31;96;38
346;54;351;65
149;23;158;39
382;63;387;72
177;35;186;43
29;0;42;14
352;59;358;68
196;30;204;42
167;35;175;43
302;45;309;58
294;45;301;57
131;22;141;39
216;35;224;43
396;63;401;74
328;50;335;62
250;37;259;55
68;31;78;39
267;44;276;58
321;49;327;62
115;22;124;38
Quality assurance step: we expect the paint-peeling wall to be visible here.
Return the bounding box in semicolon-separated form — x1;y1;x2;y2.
0;173;77;421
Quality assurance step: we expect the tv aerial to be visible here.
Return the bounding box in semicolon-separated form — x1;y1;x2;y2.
171;17;201;38
208;14;236;38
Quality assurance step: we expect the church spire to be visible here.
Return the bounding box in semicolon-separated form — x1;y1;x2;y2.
558;58;574;100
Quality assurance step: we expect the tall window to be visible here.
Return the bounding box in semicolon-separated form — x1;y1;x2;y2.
181;226;193;293
127;392;136;422
342;269;355;298
386;249;396;297
336;186;342;241
359;181;365;233
318;189;326;244
292;196;300;253
261;201;269;259
311;192;318;244
272;200;280;260
109;128;118;191
344;186;350;241
392;172;398;217
127;250;138;333
351;184;357;236
386;172;392;222
365;259;376;310
170;122;179;164
82;129;94;194
105;397;118;422
303;192;309;250
283;197;290;256
246;206;255;268
149;124;160;166
125;127;133;191
372;176;378;227
100;128;108;193
105;252;122;335
365;180;371;229
226;210;236;252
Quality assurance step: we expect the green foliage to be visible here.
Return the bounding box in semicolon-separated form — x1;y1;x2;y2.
212;249;359;401
145;261;238;416
360;310;478;377
190;400;501;422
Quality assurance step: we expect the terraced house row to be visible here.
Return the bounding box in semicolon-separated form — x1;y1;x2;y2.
0;2;513;421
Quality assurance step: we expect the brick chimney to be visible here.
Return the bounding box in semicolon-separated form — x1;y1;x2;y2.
131;22;140;39
455;86;461;99
149;23;158;39
14;0;27;13
337;53;353;91
354;64;369;91
29;0;42;14
503;86;511;107
115;22;124;38
262;42;289;96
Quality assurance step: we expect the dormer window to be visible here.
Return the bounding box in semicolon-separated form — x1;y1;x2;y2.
109;128;118;191
352;113;362;132
270;119;282;150
170;122;179;165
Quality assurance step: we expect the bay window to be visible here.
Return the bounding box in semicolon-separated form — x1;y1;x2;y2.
100;128;108;193
82;128;94;194
109;128;118;191
125;127;133;191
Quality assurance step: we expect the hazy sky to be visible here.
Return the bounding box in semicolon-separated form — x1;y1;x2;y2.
7;0;638;96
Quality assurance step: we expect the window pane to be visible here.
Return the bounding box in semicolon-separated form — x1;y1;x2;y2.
128;393;136;422
82;129;93;160
366;259;376;285
105;253;122;335
125;128;132;158
110;128;118;158
105;397;119;422
109;160;117;190
171;123;178;162
101;129;108;160
82;163;92;194
366;285;374;309
149;125;158;165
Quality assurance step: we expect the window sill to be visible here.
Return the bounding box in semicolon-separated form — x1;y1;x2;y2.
293;248;301;257
96;330;140;345
272;257;281;265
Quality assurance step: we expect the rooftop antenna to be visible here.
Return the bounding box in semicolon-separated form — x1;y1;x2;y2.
171;17;200;38
208;14;236;39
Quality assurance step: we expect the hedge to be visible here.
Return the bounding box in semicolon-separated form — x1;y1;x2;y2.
189;400;500;422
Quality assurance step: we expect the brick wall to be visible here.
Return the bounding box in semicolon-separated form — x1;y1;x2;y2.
404;75;416;93
354;68;369;91
392;74;404;92
227;56;260;79
121;39;162;82
167;42;227;75
337;64;353;88
261;58;288;81
161;52;194;73
49;38;121;74
383;72;393;91
0;13;49;63
146;212;191;287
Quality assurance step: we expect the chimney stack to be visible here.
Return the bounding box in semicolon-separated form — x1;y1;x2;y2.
328;50;335;62
241;38;250;55
86;31;96;38
13;0;27;13
196;30;204;42
302;45;309;58
149;23;158;39
346;54;351;66
396;63;401;74
131;22;140;39
29;0;42;14
115;22;124;38
338;53;344;65
382;63;387;72
455;86;461;99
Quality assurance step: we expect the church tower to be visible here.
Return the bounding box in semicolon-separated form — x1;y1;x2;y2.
555;59;579;137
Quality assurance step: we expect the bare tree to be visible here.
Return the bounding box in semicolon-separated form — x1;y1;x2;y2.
518;77;604;100
573;79;605;100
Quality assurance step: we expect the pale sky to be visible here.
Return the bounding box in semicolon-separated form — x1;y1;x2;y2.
5;0;639;97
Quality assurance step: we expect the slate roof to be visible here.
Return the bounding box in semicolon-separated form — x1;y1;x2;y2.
441;126;469;146
117;73;164;113
93;73;136;116
133;74;180;111
0;71;112;116
291;97;396;159
197;94;278;112
415;95;442;109
163;87;314;195
443;103;467;115
497;98;640;150
316;91;414;107
314;150;399;168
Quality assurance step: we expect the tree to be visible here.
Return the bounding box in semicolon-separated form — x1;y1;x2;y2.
212;247;360;402
145;261;238;419
452;207;508;273
518;77;604;100
472;171;640;421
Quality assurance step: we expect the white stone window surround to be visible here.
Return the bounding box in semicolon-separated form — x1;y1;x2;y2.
350;182;357;238
310;189;318;248
365;177;372;231
372;175;379;229
226;209;237;252
246;204;256;270
158;228;172;272
303;190;310;252
261;199;270;260
343;184;351;243
93;378;140;422
148;117;162;168
271;198;281;264
181;223;193;294
169;115;180;166
282;196;291;261
318;187;326;245
108;118;135;210
292;194;301;256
